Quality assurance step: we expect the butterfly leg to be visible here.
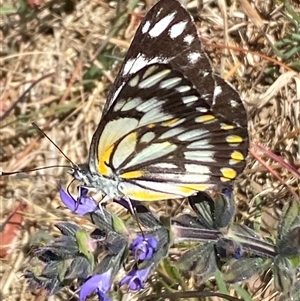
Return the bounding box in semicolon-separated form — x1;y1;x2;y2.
98;194;111;216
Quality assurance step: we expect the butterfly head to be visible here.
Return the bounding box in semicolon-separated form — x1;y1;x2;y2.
72;163;90;183
72;163;122;200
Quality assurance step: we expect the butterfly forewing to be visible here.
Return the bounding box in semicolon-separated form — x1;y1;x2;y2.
105;0;216;114
88;63;248;201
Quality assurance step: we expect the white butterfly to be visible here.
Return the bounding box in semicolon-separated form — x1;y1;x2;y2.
73;0;248;204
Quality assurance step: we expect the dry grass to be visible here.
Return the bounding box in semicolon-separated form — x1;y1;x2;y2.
1;0;299;300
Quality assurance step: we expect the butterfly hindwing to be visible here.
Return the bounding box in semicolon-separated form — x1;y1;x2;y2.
212;75;248;128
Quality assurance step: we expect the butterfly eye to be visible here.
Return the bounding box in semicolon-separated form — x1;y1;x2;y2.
118;182;125;190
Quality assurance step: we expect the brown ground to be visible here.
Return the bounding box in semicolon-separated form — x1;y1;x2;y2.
1;0;299;300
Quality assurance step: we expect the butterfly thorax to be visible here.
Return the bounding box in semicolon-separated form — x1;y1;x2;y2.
73;164;123;200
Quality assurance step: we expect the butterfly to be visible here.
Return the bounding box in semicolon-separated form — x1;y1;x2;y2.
73;0;249;204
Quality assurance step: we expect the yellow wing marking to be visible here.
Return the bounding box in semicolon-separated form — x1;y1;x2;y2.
221;167;237;179
139;69;172;89
221;123;235;130
221;177;231;182
231;150;244;161
121;183;213;202
125;189;179;201
177;184;213;195
162;118;180;127
226;135;243;143
99;144;114;176
97;118;138;175
120;171;144;179
142;65;161;79
195;115;216;123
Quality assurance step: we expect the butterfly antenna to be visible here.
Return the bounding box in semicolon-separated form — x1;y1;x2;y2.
31;122;79;170
0;165;73;176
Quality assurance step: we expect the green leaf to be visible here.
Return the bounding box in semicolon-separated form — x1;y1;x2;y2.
277;226;300;257
230;223;260;239
278;201;300;239
213;191;236;229
158;258;188;290
75;229;95;267
289;254;300;268
188;191;236;229
65;256;92;280
272;256;295;293
177;243;218;283
222;257;271;283
58;259;72;282
279;280;300;301
111;213;128;235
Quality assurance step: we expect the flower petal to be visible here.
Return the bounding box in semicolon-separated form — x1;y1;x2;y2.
131;236;158;261
80;275;103;301
79;270;112;301
59;187;97;216
120;266;152;291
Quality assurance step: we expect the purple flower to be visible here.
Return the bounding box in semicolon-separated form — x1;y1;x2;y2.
119;266;152;291
79;269;112;301
60;187;97;216
131;236;158;261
